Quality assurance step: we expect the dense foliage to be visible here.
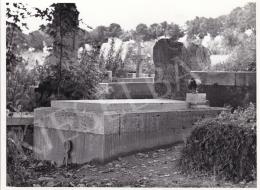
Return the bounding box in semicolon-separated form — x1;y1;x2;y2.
186;3;255;40
179;103;256;182
210;33;256;71
6;3;42;111
186;2;256;71
33;3;103;106
6;3;29;72
6;61;39;112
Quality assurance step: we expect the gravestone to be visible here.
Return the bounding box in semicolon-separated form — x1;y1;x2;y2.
153;39;211;99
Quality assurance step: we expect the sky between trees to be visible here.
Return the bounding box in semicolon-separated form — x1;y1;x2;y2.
10;0;254;34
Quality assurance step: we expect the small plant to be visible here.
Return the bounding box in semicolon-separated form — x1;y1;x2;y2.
179;103;256;182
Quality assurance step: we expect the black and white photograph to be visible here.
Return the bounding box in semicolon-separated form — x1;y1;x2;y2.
1;0;257;188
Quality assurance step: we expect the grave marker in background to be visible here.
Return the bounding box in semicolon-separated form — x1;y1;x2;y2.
153;39;211;99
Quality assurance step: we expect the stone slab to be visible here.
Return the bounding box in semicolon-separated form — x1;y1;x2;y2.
51;99;188;113
116;77;154;83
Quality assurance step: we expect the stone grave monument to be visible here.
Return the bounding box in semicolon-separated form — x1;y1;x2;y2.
153;39;211;99
34;99;224;166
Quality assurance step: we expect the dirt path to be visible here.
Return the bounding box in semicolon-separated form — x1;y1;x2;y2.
24;143;256;187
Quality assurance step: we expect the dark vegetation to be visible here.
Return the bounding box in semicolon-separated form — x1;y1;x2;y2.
200;85;256;108
180;103;256;182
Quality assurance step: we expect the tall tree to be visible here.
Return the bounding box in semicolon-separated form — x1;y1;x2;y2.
149;23;163;39
6;3;30;72
135;23;151;41
164;22;184;40
28;30;52;51
107;23;123;38
44;3;79;97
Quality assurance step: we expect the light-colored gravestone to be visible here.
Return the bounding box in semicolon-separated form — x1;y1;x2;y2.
153;39;211;99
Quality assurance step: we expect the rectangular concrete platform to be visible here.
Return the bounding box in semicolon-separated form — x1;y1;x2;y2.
34;99;225;166
51;99;188;113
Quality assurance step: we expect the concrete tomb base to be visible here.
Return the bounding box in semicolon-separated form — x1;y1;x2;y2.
34;99;225;166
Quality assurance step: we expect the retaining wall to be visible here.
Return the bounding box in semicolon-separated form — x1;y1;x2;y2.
191;71;256;107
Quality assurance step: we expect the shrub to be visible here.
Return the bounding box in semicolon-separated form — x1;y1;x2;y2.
7;134;29;186
7;60;39;112
179;103;256;182
35;49;103;107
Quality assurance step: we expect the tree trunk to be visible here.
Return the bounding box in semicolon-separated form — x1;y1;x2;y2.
136;41;142;77
58;9;63;97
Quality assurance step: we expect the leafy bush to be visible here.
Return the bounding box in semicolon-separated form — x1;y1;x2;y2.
35;49;103;107
7;133;29;186
210;33;255;71
7;60;39;112
179;103;256;182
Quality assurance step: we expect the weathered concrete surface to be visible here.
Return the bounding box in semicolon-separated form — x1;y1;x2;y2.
116;77;154;83
153;39;211;99
102;108;223;160
99;82;156;99
51;99;188;113
34;100;224;165
34;128;105;165
191;71;256;107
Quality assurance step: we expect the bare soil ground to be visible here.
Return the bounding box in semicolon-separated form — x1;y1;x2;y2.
20;144;256;187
